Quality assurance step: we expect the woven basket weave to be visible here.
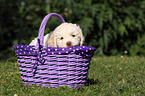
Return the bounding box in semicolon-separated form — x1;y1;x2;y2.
13;13;96;88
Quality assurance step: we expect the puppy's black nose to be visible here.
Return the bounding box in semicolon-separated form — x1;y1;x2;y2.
66;41;72;47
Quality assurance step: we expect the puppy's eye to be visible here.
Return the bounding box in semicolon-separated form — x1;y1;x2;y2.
72;35;75;37
60;37;64;40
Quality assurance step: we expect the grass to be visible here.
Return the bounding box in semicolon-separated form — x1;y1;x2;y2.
0;56;145;96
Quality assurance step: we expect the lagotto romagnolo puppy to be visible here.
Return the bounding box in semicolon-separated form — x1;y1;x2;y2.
29;22;84;48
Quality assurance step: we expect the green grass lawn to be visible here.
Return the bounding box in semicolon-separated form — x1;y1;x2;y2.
0;56;145;96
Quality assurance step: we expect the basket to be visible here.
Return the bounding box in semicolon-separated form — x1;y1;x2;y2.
13;13;96;88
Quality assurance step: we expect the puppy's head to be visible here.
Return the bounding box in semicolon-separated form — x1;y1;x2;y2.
48;23;84;48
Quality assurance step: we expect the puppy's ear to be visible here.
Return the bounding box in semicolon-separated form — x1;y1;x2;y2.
78;26;85;46
48;32;57;47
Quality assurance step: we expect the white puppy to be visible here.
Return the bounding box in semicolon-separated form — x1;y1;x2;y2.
29;22;84;48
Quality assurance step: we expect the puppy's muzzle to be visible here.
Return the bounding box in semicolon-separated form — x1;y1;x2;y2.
66;41;72;48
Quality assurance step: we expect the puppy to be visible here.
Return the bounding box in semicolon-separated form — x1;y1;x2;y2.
29;34;51;47
29;22;84;48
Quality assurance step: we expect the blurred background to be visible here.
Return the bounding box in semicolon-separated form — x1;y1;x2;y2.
0;0;145;59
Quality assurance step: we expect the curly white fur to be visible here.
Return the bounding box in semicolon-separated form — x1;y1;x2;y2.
29;22;84;48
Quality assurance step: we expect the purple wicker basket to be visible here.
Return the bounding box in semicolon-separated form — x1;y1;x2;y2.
13;13;96;88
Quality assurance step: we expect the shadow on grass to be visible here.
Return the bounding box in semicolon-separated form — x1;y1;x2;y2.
86;78;101;86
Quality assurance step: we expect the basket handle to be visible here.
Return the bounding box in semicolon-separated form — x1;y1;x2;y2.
36;13;65;47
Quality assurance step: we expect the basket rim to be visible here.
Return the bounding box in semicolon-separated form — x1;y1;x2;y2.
13;45;96;58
